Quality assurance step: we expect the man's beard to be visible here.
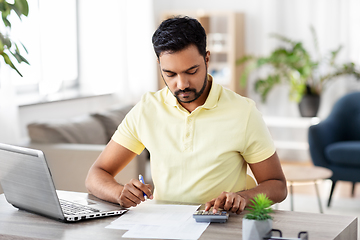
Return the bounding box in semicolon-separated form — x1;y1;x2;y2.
173;73;208;103
161;71;208;104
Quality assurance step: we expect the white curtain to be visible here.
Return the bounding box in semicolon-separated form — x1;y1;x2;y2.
125;0;158;101
78;0;157;103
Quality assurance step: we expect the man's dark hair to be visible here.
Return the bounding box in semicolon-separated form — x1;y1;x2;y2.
152;16;207;59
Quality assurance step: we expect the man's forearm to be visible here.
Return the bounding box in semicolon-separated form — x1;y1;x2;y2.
85;167;124;204
237;179;287;206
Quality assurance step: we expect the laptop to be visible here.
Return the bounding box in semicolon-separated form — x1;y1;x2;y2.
0;143;127;222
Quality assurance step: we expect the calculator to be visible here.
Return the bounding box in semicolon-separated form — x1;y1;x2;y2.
193;210;229;223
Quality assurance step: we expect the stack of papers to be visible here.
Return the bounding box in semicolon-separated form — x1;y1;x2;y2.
105;200;210;239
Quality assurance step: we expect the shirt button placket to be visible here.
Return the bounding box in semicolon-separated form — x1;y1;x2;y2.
184;116;194;152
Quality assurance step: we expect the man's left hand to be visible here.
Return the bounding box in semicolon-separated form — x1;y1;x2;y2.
204;191;247;215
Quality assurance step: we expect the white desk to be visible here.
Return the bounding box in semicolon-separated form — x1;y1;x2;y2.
0;192;357;240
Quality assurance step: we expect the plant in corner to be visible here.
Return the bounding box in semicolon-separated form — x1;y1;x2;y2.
0;0;29;144
0;0;29;77
237;26;360;117
242;193;273;240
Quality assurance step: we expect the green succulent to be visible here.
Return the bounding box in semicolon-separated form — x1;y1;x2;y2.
237;26;360;103
244;193;273;221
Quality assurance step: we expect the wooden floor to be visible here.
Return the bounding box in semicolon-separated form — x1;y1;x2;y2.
278;160;360;239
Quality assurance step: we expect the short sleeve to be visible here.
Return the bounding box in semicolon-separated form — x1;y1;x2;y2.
111;103;145;155
241;102;275;163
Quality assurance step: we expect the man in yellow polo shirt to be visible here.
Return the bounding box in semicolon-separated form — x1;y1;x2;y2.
86;16;287;214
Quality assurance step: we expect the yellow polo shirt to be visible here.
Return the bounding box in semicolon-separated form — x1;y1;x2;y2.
112;75;275;204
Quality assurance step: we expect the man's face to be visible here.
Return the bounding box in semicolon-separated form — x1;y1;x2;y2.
159;44;210;104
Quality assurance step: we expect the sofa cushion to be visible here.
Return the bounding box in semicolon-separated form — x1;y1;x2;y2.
92;105;133;140
325;141;360;167
27;115;108;144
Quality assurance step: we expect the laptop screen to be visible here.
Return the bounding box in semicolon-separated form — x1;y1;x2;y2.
0;143;64;221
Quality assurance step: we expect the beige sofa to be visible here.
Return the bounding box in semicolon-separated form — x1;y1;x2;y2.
21;104;150;194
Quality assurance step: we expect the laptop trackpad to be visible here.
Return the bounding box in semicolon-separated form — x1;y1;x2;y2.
72;199;97;205
57;190;124;212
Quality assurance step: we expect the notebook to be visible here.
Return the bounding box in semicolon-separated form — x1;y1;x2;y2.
0;143;127;222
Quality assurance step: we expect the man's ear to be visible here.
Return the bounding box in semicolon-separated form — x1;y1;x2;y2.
205;51;210;64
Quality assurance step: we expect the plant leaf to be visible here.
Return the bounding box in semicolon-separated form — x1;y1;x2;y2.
0;32;12;48
244;193;273;220
329;45;342;66
2;15;11;27
20;41;28;53
0;38;4;52
18;0;29;16
12;0;29;18
11;50;29;64
270;32;296;45
236;55;255;65
310;25;321;61
1;51;23;76
1;2;11;27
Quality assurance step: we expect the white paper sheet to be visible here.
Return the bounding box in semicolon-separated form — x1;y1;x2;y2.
105;200;210;239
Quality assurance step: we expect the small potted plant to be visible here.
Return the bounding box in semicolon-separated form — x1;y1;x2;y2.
242;193;273;240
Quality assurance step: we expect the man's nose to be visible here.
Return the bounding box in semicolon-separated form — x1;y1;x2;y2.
177;74;190;90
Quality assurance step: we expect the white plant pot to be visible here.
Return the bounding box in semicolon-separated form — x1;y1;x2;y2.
242;218;273;240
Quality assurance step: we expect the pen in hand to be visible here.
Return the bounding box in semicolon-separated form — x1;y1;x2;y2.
139;174;148;200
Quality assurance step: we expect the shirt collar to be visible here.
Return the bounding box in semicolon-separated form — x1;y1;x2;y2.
202;74;220;110
164;74;220;110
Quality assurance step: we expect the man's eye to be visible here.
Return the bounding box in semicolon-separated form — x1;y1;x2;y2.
187;69;198;75
166;73;176;77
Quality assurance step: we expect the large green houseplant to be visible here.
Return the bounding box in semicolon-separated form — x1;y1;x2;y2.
0;0;29;77
237;27;360;117
0;0;29;143
242;193;273;240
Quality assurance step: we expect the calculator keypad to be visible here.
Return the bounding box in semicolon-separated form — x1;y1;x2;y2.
193;210;229;223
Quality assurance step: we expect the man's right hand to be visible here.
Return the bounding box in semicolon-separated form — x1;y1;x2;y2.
86;141;153;207
118;178;153;208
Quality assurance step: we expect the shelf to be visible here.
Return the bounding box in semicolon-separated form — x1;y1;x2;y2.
263;116;319;162
274;141;309;150
207;33;229;53
263;116;321;128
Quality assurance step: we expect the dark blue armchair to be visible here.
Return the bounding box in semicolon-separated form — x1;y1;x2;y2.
308;91;360;207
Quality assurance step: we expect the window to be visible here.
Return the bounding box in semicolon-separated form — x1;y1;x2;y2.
8;0;78;96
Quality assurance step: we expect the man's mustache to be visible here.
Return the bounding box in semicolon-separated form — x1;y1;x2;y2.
175;88;196;95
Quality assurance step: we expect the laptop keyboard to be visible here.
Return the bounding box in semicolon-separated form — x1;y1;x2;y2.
60;199;100;215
